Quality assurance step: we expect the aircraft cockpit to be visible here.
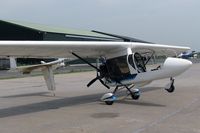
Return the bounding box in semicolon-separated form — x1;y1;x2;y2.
105;52;148;81
106;55;130;80
105;50;164;81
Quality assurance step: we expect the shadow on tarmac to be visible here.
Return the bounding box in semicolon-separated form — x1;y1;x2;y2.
0;87;165;118
0;92;50;98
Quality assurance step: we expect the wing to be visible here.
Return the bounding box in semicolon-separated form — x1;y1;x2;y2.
131;43;191;56
0;41;190;58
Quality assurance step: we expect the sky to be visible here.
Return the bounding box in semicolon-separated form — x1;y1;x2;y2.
0;0;200;51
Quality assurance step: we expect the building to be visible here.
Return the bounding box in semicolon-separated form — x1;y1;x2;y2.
0;20;122;69
0;20;120;41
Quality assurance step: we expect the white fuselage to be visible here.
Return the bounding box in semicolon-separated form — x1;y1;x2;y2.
107;57;192;87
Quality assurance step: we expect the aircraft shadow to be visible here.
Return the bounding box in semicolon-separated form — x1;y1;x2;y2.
140;87;163;93
0;86;164;118
0;93;102;118
115;100;165;107
0;92;50;98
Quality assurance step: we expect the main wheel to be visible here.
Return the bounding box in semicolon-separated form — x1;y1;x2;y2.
131;93;140;100
131;89;140;100
132;94;140;100
105;101;114;105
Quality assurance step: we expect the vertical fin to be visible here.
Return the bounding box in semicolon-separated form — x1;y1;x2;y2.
42;66;56;96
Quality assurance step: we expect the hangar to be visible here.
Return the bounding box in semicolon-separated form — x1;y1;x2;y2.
0;20;120;69
0;20;119;41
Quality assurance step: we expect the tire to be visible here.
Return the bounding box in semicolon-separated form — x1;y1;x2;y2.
131;92;140;100
105;101;114;105
132;95;140;100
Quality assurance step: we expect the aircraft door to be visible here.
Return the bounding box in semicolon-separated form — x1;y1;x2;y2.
134;53;146;73
127;54;137;74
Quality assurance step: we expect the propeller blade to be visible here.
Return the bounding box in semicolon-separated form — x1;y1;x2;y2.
72;52;100;71
99;79;110;89
87;77;99;87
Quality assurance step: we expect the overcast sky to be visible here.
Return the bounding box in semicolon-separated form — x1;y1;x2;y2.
0;0;199;50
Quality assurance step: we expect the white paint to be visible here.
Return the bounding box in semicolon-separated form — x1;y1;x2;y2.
0;41;190;58
0;41;192;92
128;57;192;85
42;66;56;91
9;57;17;69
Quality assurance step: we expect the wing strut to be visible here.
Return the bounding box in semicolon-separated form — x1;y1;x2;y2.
92;30;153;43
144;51;155;65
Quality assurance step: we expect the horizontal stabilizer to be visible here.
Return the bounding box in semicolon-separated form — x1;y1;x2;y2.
16;58;65;74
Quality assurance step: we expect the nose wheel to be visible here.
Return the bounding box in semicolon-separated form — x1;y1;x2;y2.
165;77;175;93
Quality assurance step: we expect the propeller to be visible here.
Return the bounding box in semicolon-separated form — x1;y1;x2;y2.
87;69;110;89
72;52;110;89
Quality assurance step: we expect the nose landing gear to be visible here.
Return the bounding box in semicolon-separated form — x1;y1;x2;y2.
165;77;175;93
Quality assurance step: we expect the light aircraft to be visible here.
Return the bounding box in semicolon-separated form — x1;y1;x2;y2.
178;51;198;59
0;34;192;105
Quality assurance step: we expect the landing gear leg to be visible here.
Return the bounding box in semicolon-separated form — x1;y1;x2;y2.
101;84;141;105
165;77;175;93
125;85;140;100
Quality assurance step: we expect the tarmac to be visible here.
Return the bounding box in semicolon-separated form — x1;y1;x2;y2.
0;63;199;133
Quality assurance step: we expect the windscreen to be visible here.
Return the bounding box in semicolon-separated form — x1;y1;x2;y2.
106;55;130;78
